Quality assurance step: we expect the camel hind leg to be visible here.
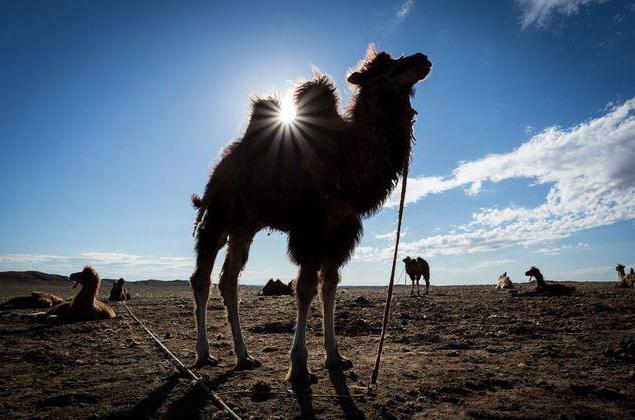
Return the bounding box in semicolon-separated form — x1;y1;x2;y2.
190;211;228;367
218;224;260;370
287;263;319;385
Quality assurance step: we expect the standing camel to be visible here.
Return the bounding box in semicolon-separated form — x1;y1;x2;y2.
402;256;430;296
189;46;432;385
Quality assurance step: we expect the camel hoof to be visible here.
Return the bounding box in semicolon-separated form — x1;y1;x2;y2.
286;369;318;386
325;356;353;370
235;356;261;370
194;355;219;368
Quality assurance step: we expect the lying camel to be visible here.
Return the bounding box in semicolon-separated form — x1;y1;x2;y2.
403;256;430;296
0;291;65;309
627;268;635;288
525;266;575;296
616;264;635;288
495;272;514;289
109;278;131;301
45;266;115;320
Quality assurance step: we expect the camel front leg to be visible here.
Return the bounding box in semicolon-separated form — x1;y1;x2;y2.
286;264;318;385
410;277;415;296
320;267;353;370
417;275;421;296
218;227;259;370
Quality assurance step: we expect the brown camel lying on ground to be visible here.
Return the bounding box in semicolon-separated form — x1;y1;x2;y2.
525;266;575;296
0;291;65;309
109;278;131;301
616;264;635;288
495;272;513;289
402;256;430;295
189;46;432;385
44;266;115;320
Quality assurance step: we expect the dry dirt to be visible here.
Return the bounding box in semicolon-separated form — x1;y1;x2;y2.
1;281;634;419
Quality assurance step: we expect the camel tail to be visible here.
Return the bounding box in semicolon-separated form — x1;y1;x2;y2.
191;194;207;237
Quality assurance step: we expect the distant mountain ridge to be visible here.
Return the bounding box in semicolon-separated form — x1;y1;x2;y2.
0;271;189;287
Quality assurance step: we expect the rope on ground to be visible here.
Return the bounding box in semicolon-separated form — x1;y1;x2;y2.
368;155;410;389
120;300;241;420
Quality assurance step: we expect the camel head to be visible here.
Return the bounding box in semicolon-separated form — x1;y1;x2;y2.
525;266;541;278
69;266;99;289
116;278;126;286
616;264;626;276
402;256;412;264
347;47;432;95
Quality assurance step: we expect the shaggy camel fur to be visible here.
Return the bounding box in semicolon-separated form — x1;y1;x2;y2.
109;278;131;301
402;256;430;295
616;264;635;288
0;292;64;309
495;272;514;289
525;266;575;296
190;46;431;384
45;266;115;320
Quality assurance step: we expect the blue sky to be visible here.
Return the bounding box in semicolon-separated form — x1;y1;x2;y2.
1;0;634;285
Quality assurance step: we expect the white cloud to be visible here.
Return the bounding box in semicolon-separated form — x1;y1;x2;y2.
535;242;589;255
516;0;609;29
376;98;635;259
0;251;193;280
374;228;408;241
396;0;414;20
553;262;634;280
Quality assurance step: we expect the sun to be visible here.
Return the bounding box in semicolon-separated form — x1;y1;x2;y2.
279;94;297;124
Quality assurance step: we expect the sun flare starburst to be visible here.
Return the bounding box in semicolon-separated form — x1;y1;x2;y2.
279;94;297;124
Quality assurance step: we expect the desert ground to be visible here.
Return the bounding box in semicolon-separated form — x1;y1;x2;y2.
0;273;634;419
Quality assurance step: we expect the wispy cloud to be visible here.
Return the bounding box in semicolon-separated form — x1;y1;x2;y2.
535;242;589;256
375;98;635;259
552;262;634;280
516;0;609;29
374;228;408;241
0;251;193;280
396;0;415;20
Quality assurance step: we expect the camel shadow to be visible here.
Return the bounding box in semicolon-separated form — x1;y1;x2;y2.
290;383;316;419
164;369;235;419
106;373;181;418
328;370;365;419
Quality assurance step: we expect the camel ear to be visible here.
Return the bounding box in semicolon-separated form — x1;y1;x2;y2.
347;72;365;85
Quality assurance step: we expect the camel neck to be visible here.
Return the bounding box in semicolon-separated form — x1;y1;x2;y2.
617;269;625;280
73;279;99;308
345;91;413;214
534;272;546;286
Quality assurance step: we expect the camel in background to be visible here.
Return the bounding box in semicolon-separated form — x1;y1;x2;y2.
403;256;431;296
616;264;635;288
109;278;131;301
525;266;575;296
0;291;65;309
189;46;431;385
495;272;514;289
